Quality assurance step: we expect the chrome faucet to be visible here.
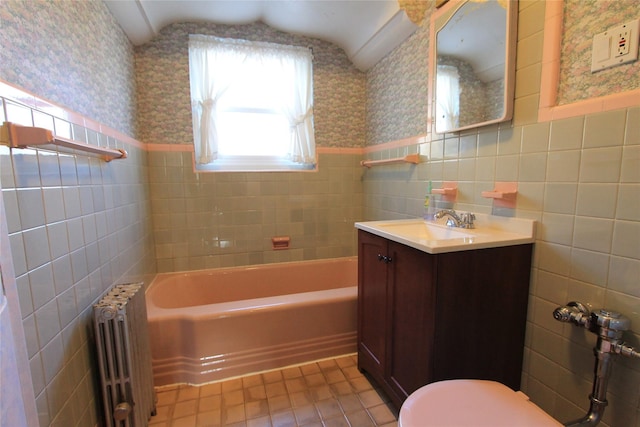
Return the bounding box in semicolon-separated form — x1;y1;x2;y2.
433;209;475;229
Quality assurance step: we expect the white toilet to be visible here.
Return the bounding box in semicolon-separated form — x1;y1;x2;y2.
399;379;563;427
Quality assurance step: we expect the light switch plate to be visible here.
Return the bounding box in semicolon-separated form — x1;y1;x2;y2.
591;18;639;73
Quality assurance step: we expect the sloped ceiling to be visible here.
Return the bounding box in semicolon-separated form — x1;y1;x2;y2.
104;0;422;71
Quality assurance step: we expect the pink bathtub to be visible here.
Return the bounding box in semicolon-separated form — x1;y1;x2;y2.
146;257;357;386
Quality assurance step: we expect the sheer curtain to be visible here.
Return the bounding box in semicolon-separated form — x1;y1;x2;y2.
435;65;460;133
188;35;315;166
278;50;315;164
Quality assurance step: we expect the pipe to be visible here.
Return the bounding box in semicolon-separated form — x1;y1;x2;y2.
553;304;639;427
563;341;611;427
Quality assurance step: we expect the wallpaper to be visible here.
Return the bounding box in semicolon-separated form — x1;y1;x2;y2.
0;0;137;136
366;6;431;146
135;21;367;148
558;0;640;104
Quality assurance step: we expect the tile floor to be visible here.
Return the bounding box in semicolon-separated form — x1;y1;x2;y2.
149;354;398;427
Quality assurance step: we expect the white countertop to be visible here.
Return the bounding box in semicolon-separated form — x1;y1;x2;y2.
355;214;536;254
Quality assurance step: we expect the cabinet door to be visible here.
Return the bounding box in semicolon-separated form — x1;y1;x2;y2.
433;244;532;390
357;230;389;382
386;241;437;403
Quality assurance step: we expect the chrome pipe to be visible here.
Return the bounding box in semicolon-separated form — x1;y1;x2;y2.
553;303;639;427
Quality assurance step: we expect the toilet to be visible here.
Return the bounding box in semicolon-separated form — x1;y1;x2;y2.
399;380;563;427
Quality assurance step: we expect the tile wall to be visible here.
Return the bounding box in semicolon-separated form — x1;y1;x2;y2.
0;94;157;426
148;150;363;272
362;2;640;427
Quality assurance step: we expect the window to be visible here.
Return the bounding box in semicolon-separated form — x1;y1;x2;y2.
188;35;316;171
435;64;460;133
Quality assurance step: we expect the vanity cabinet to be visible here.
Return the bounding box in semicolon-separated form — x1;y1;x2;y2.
357;229;533;410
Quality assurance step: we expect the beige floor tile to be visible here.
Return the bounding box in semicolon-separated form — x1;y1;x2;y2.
315;397;342;419
196;409;221;427
345;409;376;427
270;409;296;427
308;384;333;402
200;382;222;397
245;399;270;420
284;377;307;394
172;414;197;427
222;403;246;424
268;394;292;413
262;370;283;384
178;386;201;402
303;373;326;387
337;394;364;414
322;414;350;427
368;403;397;425
323;368;347;384
281;366;303;379
223;389;245;407
222;378;243;393
300;363;321;376
149;356;398;427
330;381;354;397
174;399;198;418
242;374;264;388
246;415;272;427
359;389;385;408
245;384;267;402
199;395;222;412
288;390;314;408
292;404;320;425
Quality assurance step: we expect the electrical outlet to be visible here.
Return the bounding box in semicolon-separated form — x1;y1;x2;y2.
591;18;639;72
616;25;631;56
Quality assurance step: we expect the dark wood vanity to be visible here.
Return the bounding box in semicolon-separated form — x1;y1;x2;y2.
357;229;533;410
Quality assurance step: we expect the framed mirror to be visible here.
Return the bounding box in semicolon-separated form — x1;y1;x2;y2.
431;0;518;134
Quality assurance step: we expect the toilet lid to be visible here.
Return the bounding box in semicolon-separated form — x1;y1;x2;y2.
399;380;563;427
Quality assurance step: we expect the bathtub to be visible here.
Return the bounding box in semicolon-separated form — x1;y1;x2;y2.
146;257;358;386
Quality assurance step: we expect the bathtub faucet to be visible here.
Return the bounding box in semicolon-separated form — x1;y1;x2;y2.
434;209;475;229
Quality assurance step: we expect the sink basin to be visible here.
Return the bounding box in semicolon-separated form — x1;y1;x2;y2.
375;221;474;241
355;215;536;254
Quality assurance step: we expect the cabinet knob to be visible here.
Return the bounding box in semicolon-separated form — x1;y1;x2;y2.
377;254;392;263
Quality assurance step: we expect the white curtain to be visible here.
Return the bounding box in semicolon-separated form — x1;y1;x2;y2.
278;50;315;164
435;65;460;132
189;35;248;164
188;35;315;166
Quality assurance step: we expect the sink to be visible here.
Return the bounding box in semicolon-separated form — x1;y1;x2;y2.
355;215;536;254
375;221;474;241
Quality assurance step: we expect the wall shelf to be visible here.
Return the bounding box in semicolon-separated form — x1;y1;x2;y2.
0;122;127;162
360;153;421;168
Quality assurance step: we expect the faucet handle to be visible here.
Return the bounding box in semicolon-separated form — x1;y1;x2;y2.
460;212;475;228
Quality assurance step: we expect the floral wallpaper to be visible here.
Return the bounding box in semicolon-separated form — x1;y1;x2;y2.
558;0;640;104
135;22;367;148
366;6;431;145
0;0;137;136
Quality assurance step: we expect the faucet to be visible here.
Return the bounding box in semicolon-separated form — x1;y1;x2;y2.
433;209;475;229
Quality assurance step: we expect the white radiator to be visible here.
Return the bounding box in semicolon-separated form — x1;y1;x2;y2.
93;283;157;427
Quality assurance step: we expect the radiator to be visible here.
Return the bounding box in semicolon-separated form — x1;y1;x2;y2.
93;283;157;427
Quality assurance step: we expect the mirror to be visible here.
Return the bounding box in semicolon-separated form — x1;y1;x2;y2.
432;0;517;134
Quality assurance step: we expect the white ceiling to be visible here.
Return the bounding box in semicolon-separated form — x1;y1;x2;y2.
104;0;420;71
